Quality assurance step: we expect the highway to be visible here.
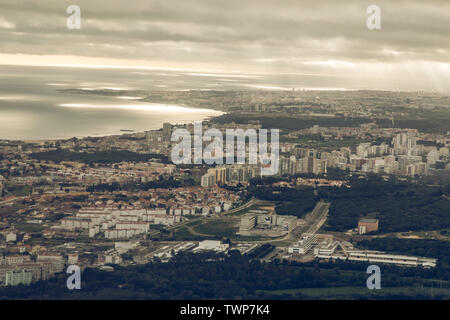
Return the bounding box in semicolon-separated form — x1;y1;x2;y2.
253;201;330;244
299;201;330;235
147;198;258;237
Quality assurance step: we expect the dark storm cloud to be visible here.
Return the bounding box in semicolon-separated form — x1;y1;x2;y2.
0;0;449;90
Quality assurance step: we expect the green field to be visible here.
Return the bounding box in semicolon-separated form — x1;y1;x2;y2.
168;217;271;242
280;136;368;151
193;219;238;238
8;185;32;196
257;286;450;299
168;219;237;241
15;223;44;233
229;201;274;216
169;226;208;241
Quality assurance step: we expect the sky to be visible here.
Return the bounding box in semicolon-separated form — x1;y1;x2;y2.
0;0;450;91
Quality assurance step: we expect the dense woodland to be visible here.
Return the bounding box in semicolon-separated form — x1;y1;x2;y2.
86;176;196;193
319;176;450;232
212;111;450;134
212;114;372;130
1;251;448;300
247;184;317;218
30;150;169;164
249;175;450;233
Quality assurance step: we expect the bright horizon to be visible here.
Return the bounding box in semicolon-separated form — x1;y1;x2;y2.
1;1;450;91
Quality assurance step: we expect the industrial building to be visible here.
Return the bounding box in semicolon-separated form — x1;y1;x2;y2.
238;212;297;237
287;234;437;268
358;218;379;234
193;240;229;252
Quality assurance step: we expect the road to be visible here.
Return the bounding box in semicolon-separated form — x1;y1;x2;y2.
0;196;27;206
253;201;330;244
299;201;330;235
147;198;258;237
223;197;257;215
148;198;329;243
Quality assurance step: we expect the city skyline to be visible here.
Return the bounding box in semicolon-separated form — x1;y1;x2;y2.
0;0;449;303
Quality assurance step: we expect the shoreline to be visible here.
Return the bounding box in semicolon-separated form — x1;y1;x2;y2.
1;112;226;144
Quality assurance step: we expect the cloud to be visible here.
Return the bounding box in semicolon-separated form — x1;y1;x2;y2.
0;0;449;90
0;18;15;29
